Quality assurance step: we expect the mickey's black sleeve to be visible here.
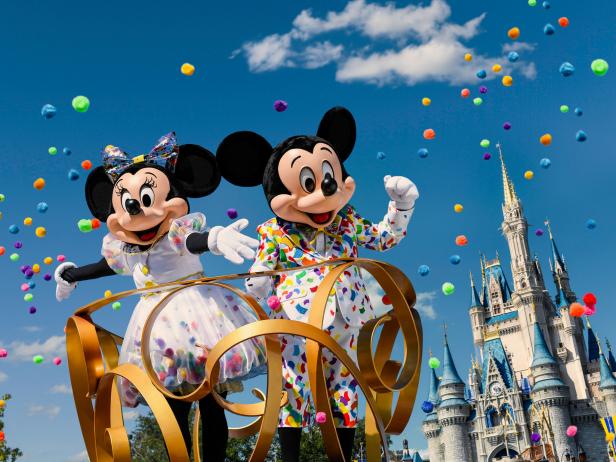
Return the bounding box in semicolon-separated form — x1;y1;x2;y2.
61;258;116;283
186;232;210;254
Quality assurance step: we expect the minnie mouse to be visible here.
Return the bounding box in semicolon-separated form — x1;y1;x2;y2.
54;132;267;461
216;107;419;462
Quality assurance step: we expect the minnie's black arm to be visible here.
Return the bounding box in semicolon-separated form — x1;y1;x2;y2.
186;232;211;254
61;258;116;283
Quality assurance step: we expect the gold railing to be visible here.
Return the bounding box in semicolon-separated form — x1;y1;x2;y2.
66;258;423;462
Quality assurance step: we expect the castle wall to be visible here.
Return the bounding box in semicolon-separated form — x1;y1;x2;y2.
573;417;609;461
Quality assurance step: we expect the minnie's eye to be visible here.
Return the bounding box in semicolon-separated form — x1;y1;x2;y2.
299;167;316;193
121;191;133;212
322;161;334;179
140;186;154;207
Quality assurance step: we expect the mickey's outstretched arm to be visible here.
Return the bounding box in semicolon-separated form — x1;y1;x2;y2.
185;218;259;265
54;258;116;302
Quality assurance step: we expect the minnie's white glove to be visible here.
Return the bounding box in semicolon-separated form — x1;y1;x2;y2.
208;219;259;265
55;262;77;302
384;175;419;211
245;265;274;300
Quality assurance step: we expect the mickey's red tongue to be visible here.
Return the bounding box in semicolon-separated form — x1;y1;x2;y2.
311;212;331;224
138;230;157;241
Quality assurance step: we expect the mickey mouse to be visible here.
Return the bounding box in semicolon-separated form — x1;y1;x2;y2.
216;107;419;462
54;132;267;462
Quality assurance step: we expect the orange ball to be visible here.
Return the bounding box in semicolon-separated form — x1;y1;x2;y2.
455;235;469;246
558;17;569;27
461;88;470;98
569;302;585;317
508;27;520;40
540;134;552;146
0;246;5;256
81;160;92;170
33;178;46;190
423;128;436;140
502;75;513;87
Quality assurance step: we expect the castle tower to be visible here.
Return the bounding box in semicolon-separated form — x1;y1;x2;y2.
599;350;616;416
607;339;616;372
437;335;471;461
422;365;442;462
469;272;485;349
546;220;574;300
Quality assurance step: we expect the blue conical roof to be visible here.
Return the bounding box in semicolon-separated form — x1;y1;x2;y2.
587;321;600;362
440;339;464;385
412;452;423;462
556;284;569;309
599;353;616;389
428;367;440;403
531;323;557;367
547;221;566;271
470;273;482;308
608;341;616;372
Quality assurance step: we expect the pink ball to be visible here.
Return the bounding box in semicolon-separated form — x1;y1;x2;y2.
0;348;8;358
584;305;596;316
57;255;66;262
316;411;327;423
267;295;281;310
566;425;578;437
20;283;30;292
53;357;62;366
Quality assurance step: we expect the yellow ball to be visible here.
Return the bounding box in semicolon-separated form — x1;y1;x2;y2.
104;290;112;298
422;97;431;106
492;64;502;73
454;204;464;213
44;257;53;265
524;170;534;180
23;217;33;226
35;227;46;238
32;264;40;273
181;63;195;76
0;399;5;408
502;75;513;87
464;53;472;62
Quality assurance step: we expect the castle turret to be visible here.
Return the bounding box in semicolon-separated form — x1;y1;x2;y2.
469;272;485;348
422;364;442;462
546;219;574;299
587;318;601;364
607;339;616;372
599;350;616;416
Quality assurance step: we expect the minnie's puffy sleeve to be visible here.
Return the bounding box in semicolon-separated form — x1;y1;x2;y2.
350;202;412;252
168;213;207;255
101;233;131;275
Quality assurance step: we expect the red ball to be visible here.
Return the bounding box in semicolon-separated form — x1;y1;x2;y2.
81;160;92;170
569;302;585;317
91;218;101;229
558;17;569;27
583;292;597;306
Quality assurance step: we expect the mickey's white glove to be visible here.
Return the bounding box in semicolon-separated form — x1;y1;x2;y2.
208;219;259;265
55;262;78;302
245;265;274;300
384;175;419;211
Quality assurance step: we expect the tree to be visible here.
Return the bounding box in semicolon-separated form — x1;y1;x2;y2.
0;394;23;462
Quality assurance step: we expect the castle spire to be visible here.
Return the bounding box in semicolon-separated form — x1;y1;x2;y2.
531;321;557;367
586;317;600;362
607;339;616;372
441;330;464;385
545;219;566;272
470;272;482;308
498;143;518;206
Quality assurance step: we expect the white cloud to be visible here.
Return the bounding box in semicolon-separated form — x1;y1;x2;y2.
237;0;536;86
0;335;65;362
22;325;42;333
0;371;7;383
416;292;437;320
68;450;89;462
502;41;536;53
50;384;72;395
27;403;61;418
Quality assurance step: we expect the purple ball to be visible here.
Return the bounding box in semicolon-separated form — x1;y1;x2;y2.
14;241;23;249
43;273;52;281
503;122;512;130
20;265;29;273
25;269;34;278
273;100;288;112
226;208;238;219
531;432;541;443
483;153;492;160
479;86;488;94
535;229;544;236
29;306;37;314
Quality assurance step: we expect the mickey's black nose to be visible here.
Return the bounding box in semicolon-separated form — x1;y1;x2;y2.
125;199;142;216
321;175;338;196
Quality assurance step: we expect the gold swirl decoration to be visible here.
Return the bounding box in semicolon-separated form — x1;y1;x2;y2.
65;258;422;462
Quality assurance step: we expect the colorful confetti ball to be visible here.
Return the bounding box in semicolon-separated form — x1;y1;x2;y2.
421;401;434;413
540;158;551;169
454;203;464;213
273;100;288;112
32;264;40;273
502;75;513;87
574;107;583;116
479;86;488;94
544;23;555;35
41;104;57;119
0;193;4;202
423;129;436;140
32;355;44;364
586;219;597;230
23;217;32;226
473;97;483;106
225;208;238;220
103;290;113;298
508;51;519;62
535;229;544;236
78;219;93;233
267;295;281;310
0;247;4;256
503;122;512;130
422;97;431;106
418;265;430;276
10;253;19;262
464;53;472;62
480;139;490;148
81;160;92;170
57;255;66;262
43;257;53;265
20;283;29;291
560;105;569;113
53;357;62;366
531;433;541;443
558;17;569;27
566;425;577;437
43;273;52;281
576;130;587;142
180;63;195;76
476;69;487;79
461;88;471;98
483;153;491;160
492;64;502;73
569;302;585;317
35;227;46;238
72;95;90;113
507;27;520;40
417;148;429;159
37;202;48;213
14;241;23;249
33;178;46;190
376;151;386;160
8;224;19;234
24;293;34;302
524;170;534;180
559;62;575;77
540;134;552;146
528;0;536;5
591;59;609;76
0;349;8;358
63;147;71;156
315;412;327;424
48;146;57;155
583;293;597;306
29;306;37;314
112;302;122;311
450;254;461;265
68;168;81;181
455;235;469;246
442;282;455;296
428;357;441;369
542;1;550;8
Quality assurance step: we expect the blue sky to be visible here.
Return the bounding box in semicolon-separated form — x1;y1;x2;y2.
0;0;614;460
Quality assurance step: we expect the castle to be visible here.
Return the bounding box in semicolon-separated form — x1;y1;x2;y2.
420;147;616;462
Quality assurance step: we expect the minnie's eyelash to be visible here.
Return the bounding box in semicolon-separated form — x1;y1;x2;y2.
114;185;126;197
144;177;157;188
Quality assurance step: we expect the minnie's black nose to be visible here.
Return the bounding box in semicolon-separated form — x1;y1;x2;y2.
125;199;142;216
321;175;338;196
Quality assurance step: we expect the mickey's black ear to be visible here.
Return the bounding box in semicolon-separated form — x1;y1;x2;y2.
85;166;114;222
316;106;356;162
173;144;221;197
216;131;273;187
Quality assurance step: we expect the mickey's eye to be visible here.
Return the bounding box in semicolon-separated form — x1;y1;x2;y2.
140;186;155;207
322;161;335;179
121;191;133;212
299;167;316;193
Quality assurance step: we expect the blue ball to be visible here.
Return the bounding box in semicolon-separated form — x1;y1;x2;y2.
68;169;80;181
63;147;72;156
540;158;551;169
28;282;36;289
418;148;429;158
543;23;555;35
421;400;434;413
586;219;597;230
559;62;575;77
418;264;430;276
542;0;550;8
8;224;19;234
376;151;386;160
36;202;48;213
41;104;56;119
508;51;519;63
576;130;587;142
574;107;583;116
449;255;461;265
476;69;487;79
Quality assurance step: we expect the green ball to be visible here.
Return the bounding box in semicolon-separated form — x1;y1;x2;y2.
442;282;455;296
10;253;19;262
429;357;441;369
528;0;537;5
560;105;569;113
78;219;93;233
72;95;91;113
480;139;490;148
591;59;609;76
0;193;5;202
473;97;483;106
33;355;44;364
112;302;122;311
48;146;57;155
24;293;34;302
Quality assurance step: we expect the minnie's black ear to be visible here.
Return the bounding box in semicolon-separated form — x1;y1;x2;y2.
85;166;114;222
316;106;356;162
173;144;221;197
216;131;273;187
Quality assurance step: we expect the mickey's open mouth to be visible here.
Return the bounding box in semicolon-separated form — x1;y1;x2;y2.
134;223;162;242
306;211;333;225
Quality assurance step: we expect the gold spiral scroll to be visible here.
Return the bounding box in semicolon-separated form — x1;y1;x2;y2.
66;258;422;462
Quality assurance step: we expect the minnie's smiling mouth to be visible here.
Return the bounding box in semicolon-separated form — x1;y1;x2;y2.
134;223;162;242
306;211;333;225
